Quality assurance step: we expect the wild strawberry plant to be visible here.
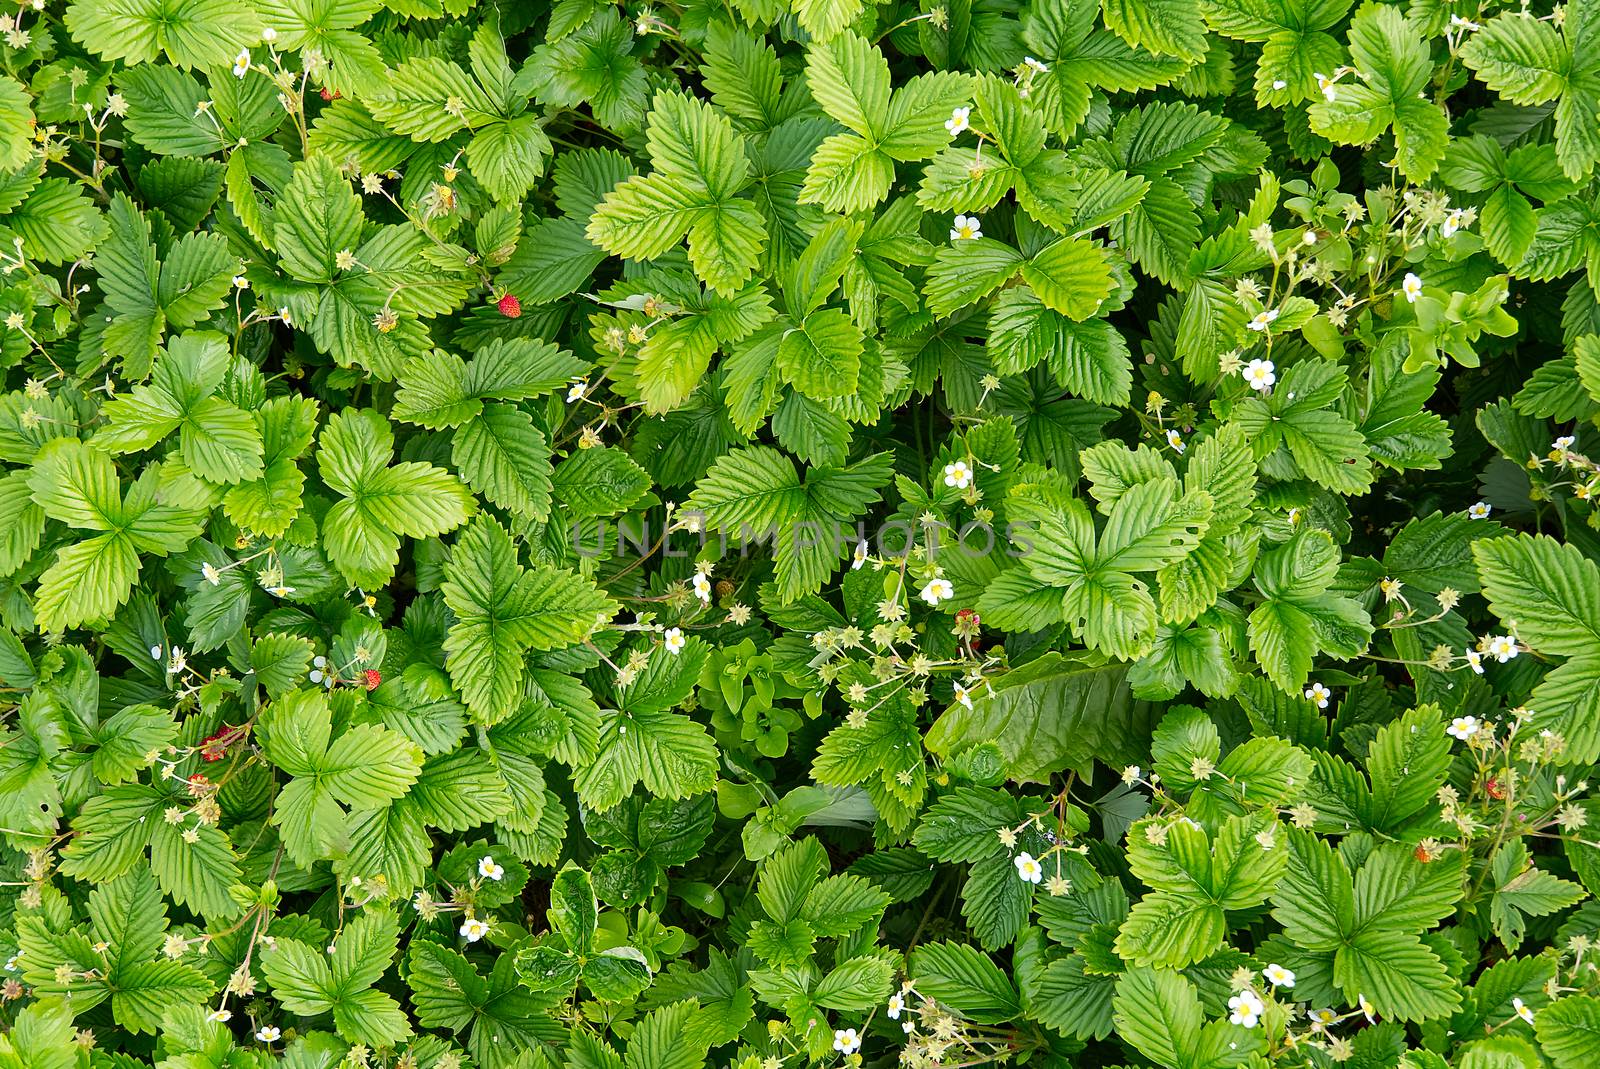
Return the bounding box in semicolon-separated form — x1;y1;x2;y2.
4;1;1600;1068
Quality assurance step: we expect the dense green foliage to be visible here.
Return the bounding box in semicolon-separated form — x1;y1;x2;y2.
6;0;1600;1068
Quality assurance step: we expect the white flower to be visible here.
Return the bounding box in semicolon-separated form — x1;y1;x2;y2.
256;1026;281;1042
232;49;251;77
151;644;163;661
261;27;278;43
459;916;489;942
1447;715;1482;741
1314;71;1337;102
1450;14;1480;31
1441;208;1468;238
1555;435;1576;451
1263;964;1296;989
207;1009;232;1023
919;577;954;606
167;647;188;675
1401;272;1424;303
1246;308;1280;333
950;214;982;241
1304;682;1331;709
201;562;222;586
902;1020;915;1033
1513;997;1535;1024
1302;229;1317;246
1165;428;1185;454
1242;358;1276;391
1358;993;1377;1023
278;307;293;326
567;381;587;403
832;1028;860;1054
1468;501;1492;519
1465;648;1484;674
852;540;868;570
1024;56;1049;73
943;460;972;488
1287;506;1301;526
1271;79;1287;90
1308;1007;1337;1030
953;683;973;710
478;855;504;881
1228;989;1264;1028
1487;634;1518;663
1122;765;1142;786
1014;852;1043;884
2;956;16;971
887;993;905;1019
692;572;712;603
663;627;686;655
944;106;970;135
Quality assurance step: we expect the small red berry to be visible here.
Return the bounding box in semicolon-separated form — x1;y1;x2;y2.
1486;778;1506;800
363;669;382;691
1414;844;1432;863
199;727;230;762
320;88;333;101
497;292;521;318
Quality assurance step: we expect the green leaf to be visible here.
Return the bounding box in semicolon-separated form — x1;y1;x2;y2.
442;515;616;722
778;308;863;399
1020;238;1115;320
576;696;718;810
274;157;366;285
926;239;1026;318
98;333;263;484
526;9;650;134
588;90;765;295
1334;929;1460;1022
317;408;475;589
926;654;1151;782
1308;5;1449;180
1111;968;1204;1068
684;447;892;601
1473;534;1600;659
1248;529;1372;693
67;0;261;69
1365;705;1452;832
910;942;1021;1023
0;78;35;172
258;688;424;866
551;446;651;517
454;404;554;523
1536;995;1600;1069
368;57;499;142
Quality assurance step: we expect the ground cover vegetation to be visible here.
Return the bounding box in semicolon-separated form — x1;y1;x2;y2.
3;0;1600;1067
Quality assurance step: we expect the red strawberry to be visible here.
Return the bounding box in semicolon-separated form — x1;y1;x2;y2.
320;88;333;102
363;669;382;691
497;292;522;318
199;727;231;762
